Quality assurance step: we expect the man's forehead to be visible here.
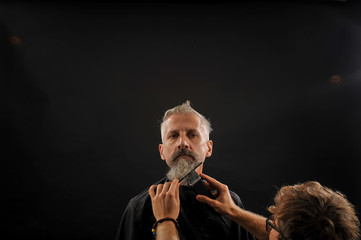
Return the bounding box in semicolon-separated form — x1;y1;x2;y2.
163;113;202;131
161;113;209;140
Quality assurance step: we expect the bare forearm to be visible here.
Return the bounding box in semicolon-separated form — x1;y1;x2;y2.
227;206;269;240
155;221;180;240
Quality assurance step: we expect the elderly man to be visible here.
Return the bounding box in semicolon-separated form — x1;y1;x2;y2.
149;174;360;240
116;101;254;240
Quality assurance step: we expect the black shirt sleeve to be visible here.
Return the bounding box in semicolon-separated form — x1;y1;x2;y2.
116;190;155;240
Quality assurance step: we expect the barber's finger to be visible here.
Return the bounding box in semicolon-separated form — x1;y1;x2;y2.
176;182;180;199
175;181;180;199
149;185;157;199
156;184;164;195
169;178;179;194
162;181;172;193
196;194;218;208
200;173;225;192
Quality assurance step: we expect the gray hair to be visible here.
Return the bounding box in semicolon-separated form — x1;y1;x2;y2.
160;100;212;141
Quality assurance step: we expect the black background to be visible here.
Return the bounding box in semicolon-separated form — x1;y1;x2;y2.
2;1;361;239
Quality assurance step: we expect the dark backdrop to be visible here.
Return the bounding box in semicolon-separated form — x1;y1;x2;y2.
2;1;361;239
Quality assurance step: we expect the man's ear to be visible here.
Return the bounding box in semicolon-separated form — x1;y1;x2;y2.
159;144;165;160
206;140;213;157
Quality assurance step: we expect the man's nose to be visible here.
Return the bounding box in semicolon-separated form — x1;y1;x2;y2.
177;136;189;149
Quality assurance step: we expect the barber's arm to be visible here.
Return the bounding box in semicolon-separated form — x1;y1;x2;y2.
196;173;269;240
149;179;180;240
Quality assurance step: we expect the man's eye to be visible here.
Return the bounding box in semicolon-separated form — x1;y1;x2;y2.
188;132;197;138
170;134;178;138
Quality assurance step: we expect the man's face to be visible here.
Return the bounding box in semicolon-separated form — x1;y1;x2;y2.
159;113;213;174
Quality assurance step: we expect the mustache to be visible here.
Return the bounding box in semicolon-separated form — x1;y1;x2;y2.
170;148;197;163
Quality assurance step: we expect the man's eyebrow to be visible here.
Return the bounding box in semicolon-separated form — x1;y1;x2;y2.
167;130;179;135
188;129;199;133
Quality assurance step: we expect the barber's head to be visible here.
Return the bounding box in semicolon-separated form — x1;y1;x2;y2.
159;101;213;180
267;181;360;240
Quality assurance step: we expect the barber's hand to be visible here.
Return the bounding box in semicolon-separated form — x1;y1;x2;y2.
196;173;238;218
149;179;180;221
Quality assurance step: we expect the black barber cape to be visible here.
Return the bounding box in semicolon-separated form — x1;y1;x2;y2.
116;178;255;240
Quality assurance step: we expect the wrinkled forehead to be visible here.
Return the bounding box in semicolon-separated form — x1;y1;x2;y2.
162;113;208;136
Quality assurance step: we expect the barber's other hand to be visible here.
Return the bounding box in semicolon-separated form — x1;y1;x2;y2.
149;179;180;221
196;173;238;218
